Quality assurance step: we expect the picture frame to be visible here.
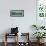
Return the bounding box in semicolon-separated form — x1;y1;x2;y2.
36;0;46;18
10;10;24;17
36;0;46;26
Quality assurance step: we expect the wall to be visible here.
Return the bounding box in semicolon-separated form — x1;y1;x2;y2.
0;0;36;42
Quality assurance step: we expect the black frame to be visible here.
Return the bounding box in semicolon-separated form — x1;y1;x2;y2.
10;10;24;17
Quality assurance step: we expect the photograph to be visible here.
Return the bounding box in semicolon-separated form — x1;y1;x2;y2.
10;10;24;17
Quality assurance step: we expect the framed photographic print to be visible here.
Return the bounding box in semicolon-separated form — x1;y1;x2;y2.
37;0;46;18
36;0;46;26
10;10;24;17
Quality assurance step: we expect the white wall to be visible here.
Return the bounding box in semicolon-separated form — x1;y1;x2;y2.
0;0;36;42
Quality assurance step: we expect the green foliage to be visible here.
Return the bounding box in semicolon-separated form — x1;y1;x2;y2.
33;32;46;39
40;26;45;29
32;24;45;30
32;25;39;30
32;25;37;27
